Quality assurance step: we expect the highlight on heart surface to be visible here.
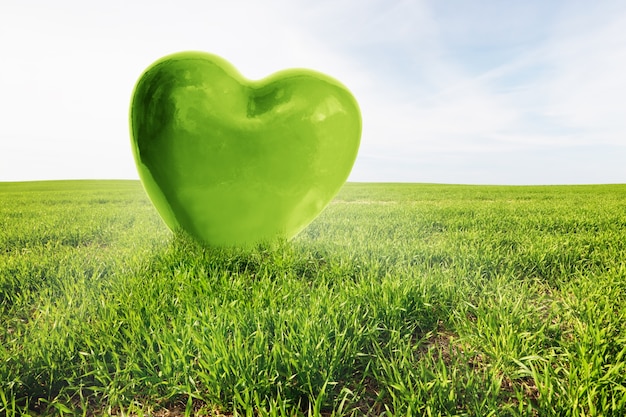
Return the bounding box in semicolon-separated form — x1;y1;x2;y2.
129;51;362;246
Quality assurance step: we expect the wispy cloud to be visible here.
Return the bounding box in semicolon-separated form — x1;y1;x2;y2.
341;1;626;183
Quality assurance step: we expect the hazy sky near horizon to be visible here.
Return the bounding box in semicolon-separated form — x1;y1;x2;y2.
1;0;625;184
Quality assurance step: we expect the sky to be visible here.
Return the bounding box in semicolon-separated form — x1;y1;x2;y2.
1;0;625;185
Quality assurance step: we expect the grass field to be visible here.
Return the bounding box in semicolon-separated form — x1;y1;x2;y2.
1;180;626;416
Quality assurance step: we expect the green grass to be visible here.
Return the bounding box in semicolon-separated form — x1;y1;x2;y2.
1;180;626;416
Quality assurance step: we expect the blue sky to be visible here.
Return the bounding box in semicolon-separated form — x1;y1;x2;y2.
1;0;625;184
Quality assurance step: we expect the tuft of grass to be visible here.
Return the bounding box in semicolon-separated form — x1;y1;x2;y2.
1;180;626;416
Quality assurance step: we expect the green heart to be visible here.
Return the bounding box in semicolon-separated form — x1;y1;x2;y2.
129;51;361;246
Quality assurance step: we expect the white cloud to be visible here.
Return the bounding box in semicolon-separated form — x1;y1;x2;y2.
350;0;626;183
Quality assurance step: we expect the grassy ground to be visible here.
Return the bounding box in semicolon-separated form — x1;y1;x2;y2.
1;180;625;416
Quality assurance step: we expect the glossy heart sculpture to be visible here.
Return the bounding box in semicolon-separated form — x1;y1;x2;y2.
130;51;361;246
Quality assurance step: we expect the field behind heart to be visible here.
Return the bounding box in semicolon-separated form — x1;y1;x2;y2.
1;180;626;416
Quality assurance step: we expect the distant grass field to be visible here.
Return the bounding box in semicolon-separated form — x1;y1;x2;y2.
1;180;626;416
